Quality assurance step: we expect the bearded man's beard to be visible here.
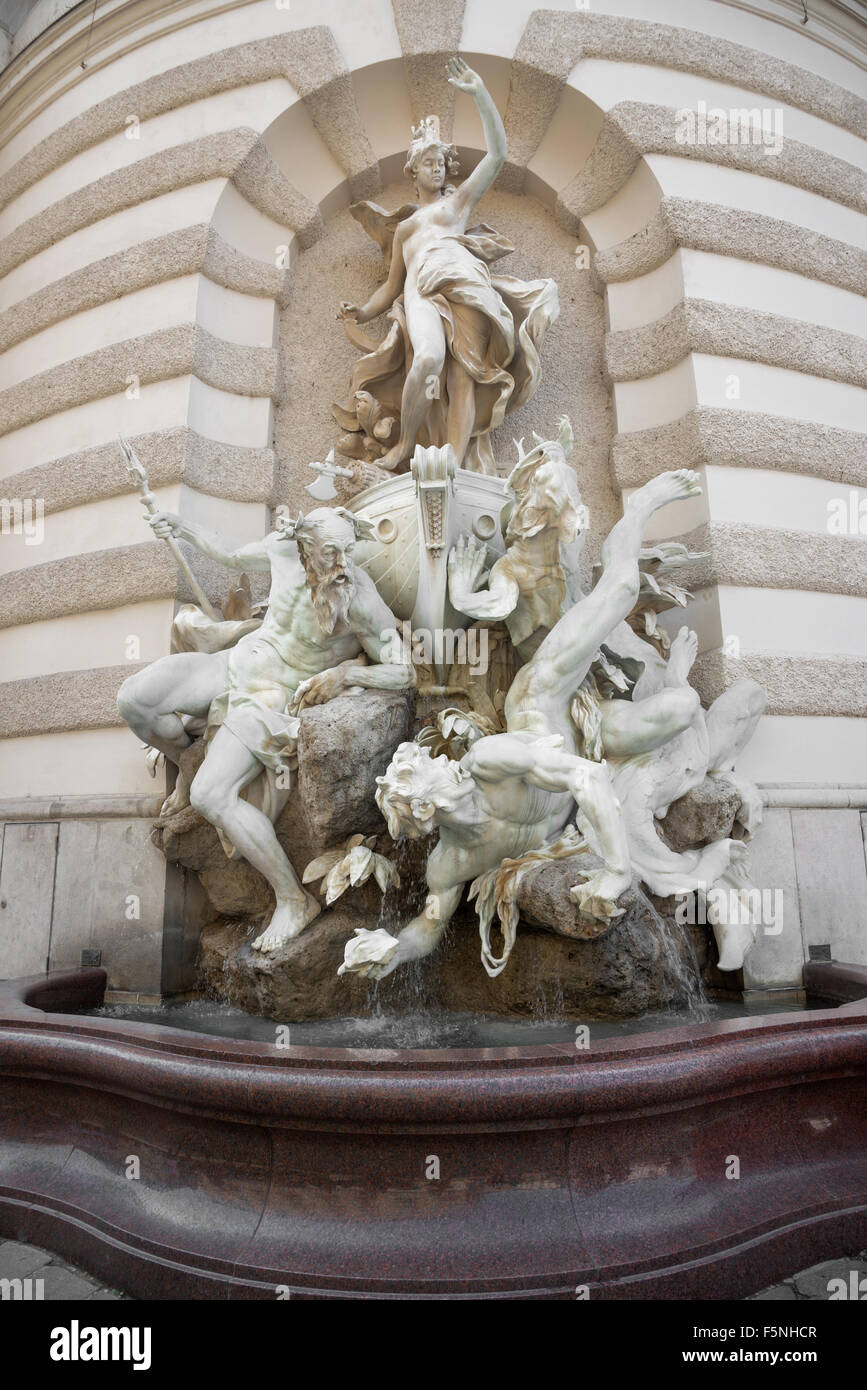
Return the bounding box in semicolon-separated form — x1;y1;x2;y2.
304;560;356;634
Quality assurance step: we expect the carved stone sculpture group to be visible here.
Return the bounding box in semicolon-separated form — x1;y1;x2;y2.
117;60;768;993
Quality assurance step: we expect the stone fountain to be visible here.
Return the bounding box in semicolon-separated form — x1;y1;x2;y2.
114;59;768;1021
1;58;864;1301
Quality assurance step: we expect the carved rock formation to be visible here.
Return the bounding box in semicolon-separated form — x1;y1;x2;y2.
198;892;715;1023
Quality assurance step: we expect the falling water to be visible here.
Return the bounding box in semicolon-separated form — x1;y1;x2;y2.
529;971;566;1024
630;880;711;1022
366;834;438;1028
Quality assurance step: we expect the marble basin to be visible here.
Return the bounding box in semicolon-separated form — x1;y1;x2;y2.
0;965;864;1299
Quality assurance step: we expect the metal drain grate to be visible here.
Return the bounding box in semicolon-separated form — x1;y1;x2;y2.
808;943;832;962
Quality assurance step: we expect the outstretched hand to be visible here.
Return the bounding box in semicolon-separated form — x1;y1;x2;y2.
338;925;401;979
446;56;484;95
448;532;489;596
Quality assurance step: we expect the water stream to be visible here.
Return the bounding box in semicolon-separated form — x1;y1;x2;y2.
630;880;712;1022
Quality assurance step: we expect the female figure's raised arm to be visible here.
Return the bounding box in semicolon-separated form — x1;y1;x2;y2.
446;58;506;219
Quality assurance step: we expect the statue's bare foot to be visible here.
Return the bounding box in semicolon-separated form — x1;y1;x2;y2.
715;918;758;972
570;868;629;923
377;442;408;470
160;773;190;817
666;626;699;685
630;468;701;518
251;892;321;953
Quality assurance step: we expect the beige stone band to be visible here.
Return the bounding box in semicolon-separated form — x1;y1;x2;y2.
761;785;867;809
0;226;286;356
1;429;275;516
0;29;379;210
505;8;867;180
0;664;144;737
1;542;270;631
1;545;178;630
612;409;867;490
557;103;867;229
692;651;867;718
0;795;165;820
594;199;867;298
0;324;281;436
605;301;867;389
0;130;322;281
679;521;867;599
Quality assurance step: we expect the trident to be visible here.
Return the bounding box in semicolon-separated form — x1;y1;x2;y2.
118;436;219;620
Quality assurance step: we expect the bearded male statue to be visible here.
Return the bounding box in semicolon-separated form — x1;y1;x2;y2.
117;505;415;952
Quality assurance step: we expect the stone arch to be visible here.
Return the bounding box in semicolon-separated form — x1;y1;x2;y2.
197;48;654;547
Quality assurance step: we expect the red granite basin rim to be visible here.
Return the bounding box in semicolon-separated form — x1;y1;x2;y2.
0;966;864;1127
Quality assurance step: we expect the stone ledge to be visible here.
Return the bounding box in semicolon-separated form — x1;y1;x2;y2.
0;428;275;516
594;199;867;298
0;130;321;282
611;409;867;490
0;30;379;211
0;664;144;737
517;10;867;138
605;300;867;389
0;541;269;632
0;543;178;630
0;795;165;820
692;652;867;718
556;102;867;230
503;6;867;190
677;520;867;600
761;786;867;809
0;226;287;356
0;324;281;437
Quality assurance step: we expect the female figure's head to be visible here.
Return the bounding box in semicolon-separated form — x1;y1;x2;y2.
404;115;459;197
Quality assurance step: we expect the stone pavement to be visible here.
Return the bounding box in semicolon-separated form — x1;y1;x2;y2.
749;1253;867;1301
0;1239;124;1300
0;1238;864;1301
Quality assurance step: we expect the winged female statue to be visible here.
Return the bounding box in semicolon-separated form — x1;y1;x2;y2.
334;57;559;475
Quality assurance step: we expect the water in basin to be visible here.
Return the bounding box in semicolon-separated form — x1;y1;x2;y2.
75;996;815;1049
